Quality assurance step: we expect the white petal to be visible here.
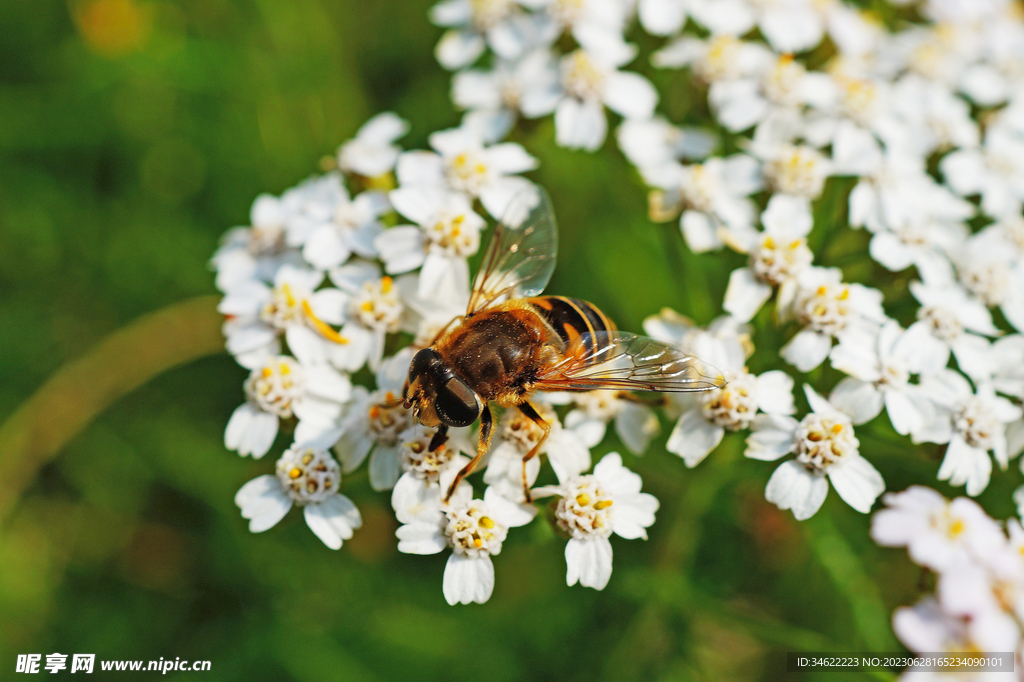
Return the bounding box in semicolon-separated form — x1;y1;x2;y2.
615;403;660;455
303;364;352;403
374;226;427;274
286;325;328;366
723;267;772;322
565;537;613;590
762;194;812;237
484;486;537;528
666;409;724;467
753;370;795;415
369;444;402;491
443;554;495;605
564;411;607;448
603;71;658;119
611;492;659;540
435;28;486;71
781;329;833;372
593;452;643;496
555;98;607;152
638;0;687;36
827;454;884;513
303;226;351;271
225;403;279;459
396;520;447;554
828;377;883;426
680;210;721;253
235;475;292;532
765;461;829;520
745;413;798;461
303;494;362;549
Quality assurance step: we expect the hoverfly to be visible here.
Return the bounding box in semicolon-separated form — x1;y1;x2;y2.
403;188;725;502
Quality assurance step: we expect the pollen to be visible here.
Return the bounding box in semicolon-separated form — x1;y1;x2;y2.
289;467;302;479
593;500;613;510
764;236;776;249
261;367;273;378
473;538;483;548
575;494;591;507
380;276;393;294
832;424;843;434
479;517;495;529
948;519;965;539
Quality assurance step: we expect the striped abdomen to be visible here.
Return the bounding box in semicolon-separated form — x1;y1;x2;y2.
527;296;616;353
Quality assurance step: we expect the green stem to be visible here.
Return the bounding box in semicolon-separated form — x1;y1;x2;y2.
0;295;225;524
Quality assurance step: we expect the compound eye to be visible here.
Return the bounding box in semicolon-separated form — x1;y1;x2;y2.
434;376;481;427
409;348;442;383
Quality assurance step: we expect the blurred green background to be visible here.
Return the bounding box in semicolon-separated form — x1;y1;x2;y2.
1;1;1021;680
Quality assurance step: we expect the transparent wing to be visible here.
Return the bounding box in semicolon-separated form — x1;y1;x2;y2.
535;331;726;392
466;185;557;314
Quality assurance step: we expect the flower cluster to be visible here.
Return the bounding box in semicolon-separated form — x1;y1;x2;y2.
873;487;1024;676
208;0;1024;613
211;106;660;602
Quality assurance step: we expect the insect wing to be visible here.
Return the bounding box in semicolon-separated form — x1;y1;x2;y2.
536;331;726;392
466;186;557;314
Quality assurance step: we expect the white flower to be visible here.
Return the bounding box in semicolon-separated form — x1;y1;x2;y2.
941;122;1024;220
395;485;536;605
211;193;303;293
615;117;717;173
553;29;658;151
483;404;591;502
747;385;885;520
398;423;475;484
779;267;886;372
838;124;974;251
690;0;825;54
333;349;418;490
892;598;1020;666
452;49;562;143
562;391;660;455
286;188;388;272
709;53;835;135
532;453;659;591
992;334;1024;401
667;368;795;467
887;74;979;157
327;263;418;371
914;370;1023;496
379;187;485;298
953;231;1024;335
758;143;833;199
218;264;349;370
871;486;1006;571
235;436;362;549
430;0;543;70
723;193;814;322
905;279;999;381
642;155;763;253
337;112;409;178
829;320;936;436
396;125;537;219
652;34;768;83
224;355;352;459
637;0;693;36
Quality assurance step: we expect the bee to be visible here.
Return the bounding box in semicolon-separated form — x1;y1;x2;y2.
403;188;725;502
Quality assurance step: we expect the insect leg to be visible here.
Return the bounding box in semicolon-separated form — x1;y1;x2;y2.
444;403;494;503
517;401;551;503
428;424;449;452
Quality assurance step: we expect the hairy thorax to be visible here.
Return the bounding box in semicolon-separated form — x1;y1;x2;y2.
436;302;563;405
